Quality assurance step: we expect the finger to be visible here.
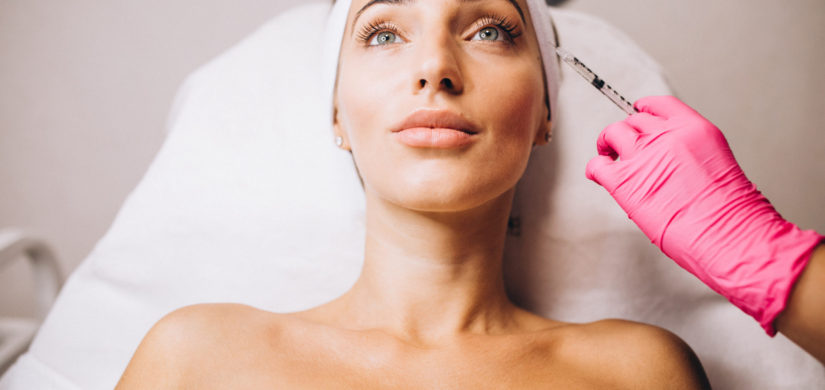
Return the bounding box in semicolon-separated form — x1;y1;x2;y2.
624;112;665;134
634;95;697;119
585;154;617;191
597;121;640;160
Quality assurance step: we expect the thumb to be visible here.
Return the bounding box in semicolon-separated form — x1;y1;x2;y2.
585;154;617;191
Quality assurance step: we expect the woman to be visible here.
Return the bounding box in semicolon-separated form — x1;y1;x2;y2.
115;0;711;387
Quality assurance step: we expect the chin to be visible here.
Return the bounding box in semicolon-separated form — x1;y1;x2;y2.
359;150;523;213
394;193;482;213
381;173;511;213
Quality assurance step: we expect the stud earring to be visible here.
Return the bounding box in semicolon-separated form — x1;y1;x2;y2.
335;136;344;147
544;132;552;143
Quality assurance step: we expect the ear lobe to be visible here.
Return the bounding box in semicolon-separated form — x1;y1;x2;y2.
332;106;340;136
332;107;352;151
533;120;552;146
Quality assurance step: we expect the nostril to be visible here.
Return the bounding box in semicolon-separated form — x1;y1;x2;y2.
442;78;453;89
419;79;426;88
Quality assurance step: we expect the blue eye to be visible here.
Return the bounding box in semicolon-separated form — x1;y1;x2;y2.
357;20;406;46
474;27;501;41
470;15;522;43
369;31;404;46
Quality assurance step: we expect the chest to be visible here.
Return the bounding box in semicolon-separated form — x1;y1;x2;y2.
188;341;608;389
193;366;605;389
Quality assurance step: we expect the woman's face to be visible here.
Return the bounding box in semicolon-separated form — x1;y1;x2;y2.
334;0;550;212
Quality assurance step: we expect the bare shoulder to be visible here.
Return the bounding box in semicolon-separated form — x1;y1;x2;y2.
115;303;286;389
142;302;280;351
553;319;711;390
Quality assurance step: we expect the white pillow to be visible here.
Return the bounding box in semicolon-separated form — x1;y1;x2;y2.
2;3;822;389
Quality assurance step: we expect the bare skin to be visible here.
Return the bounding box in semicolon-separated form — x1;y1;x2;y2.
116;302;710;389
116;0;710;388
776;244;825;364
116;188;710;388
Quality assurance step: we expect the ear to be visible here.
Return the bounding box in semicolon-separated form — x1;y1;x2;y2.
531;96;553;146
332;105;352;151
532;118;552;147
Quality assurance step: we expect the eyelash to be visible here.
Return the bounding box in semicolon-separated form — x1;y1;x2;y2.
475;14;522;41
355;13;523;45
356;19;399;43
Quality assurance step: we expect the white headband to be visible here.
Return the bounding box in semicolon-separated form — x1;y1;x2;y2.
321;0;560;129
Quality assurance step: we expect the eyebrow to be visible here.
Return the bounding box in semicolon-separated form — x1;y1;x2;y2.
350;0;527;34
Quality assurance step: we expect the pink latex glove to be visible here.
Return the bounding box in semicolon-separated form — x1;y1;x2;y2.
586;95;824;335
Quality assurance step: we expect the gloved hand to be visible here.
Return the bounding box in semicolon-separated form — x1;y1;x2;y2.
586;95;823;335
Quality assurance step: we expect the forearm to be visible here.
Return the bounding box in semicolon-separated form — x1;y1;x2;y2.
775;243;825;365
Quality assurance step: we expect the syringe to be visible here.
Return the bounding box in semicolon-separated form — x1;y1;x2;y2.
555;47;638;115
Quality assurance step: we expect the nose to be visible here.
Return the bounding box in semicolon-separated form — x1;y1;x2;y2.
413;37;464;95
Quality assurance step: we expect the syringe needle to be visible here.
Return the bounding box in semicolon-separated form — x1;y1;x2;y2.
555;47;637;115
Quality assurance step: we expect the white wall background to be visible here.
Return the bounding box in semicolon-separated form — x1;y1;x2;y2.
1;0;823;318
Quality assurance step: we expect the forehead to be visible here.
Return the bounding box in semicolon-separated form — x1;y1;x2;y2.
348;0;530;23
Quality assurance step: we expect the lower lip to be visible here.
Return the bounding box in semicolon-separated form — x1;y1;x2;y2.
393;127;476;149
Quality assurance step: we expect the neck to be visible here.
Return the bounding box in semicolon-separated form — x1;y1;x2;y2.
331;187;520;344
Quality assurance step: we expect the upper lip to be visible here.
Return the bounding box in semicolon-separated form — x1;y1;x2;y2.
392;109;479;134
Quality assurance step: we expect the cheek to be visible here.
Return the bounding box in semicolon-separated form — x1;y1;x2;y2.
472;58;545;139
470;56;546;164
335;54;403;190
336;52;402;147
468;57;546;187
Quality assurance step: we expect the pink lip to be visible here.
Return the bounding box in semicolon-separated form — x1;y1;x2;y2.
392;109;479;149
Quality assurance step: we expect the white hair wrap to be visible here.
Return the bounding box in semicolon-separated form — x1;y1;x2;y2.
321;0;560;129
